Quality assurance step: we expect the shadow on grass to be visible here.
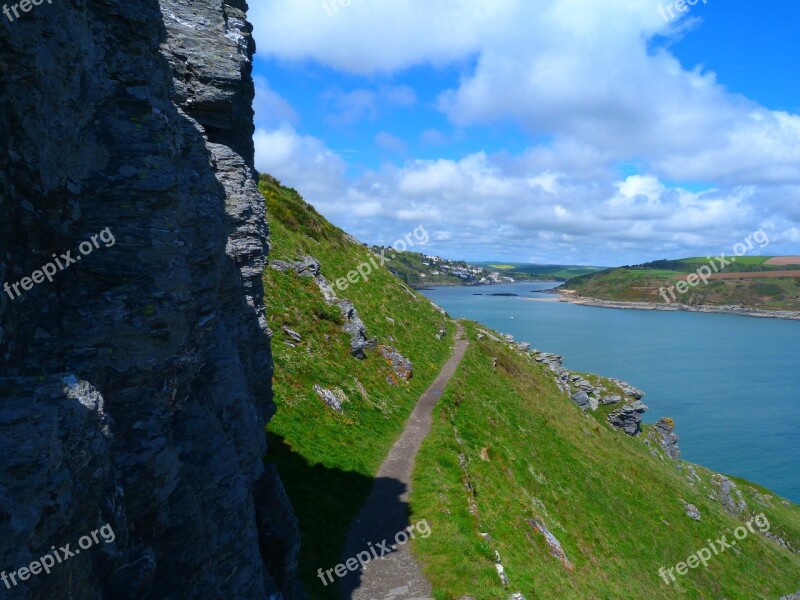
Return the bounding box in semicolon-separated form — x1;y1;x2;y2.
267;433;410;600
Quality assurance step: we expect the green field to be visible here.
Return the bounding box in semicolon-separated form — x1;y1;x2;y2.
563;256;800;309
470;262;606;281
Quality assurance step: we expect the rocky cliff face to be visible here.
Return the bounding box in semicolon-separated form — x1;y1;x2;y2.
0;1;301;598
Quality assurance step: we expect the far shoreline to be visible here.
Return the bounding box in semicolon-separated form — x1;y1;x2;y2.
411;279;563;290
421;282;800;321
556;290;800;321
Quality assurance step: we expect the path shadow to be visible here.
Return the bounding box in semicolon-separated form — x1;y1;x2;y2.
338;475;412;599
267;433;409;600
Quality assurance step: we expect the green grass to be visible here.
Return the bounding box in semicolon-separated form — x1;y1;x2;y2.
259;175;455;599
679;256;771;267
626;268;683;278
411;322;800;598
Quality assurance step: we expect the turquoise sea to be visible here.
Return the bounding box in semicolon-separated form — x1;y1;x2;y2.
421;282;800;503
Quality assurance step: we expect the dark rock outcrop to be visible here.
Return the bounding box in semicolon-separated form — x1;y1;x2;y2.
607;401;649;436
0;1;300;598
570;391;592;411
274;254;377;358
600;394;622;405
282;325;303;343
610;378;646;400
651;417;681;460
339;299;375;359
271;255;321;279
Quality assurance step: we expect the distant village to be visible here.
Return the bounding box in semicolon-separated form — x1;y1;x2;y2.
417;254;517;285
368;245;520;286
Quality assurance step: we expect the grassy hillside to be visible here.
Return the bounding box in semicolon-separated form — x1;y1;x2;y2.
374;248;497;287
563;257;800;310
470;262;606;281
259;176;800;599
259;175;455;599
410;324;800;598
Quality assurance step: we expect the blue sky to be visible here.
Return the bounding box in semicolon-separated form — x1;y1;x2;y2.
248;0;800;265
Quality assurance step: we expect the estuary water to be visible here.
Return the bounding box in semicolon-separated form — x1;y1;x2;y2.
421;282;800;503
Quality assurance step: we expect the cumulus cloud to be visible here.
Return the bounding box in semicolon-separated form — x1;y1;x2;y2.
256;125;794;263
254;124;346;200
249;0;800;263
253;77;298;128
248;0;508;74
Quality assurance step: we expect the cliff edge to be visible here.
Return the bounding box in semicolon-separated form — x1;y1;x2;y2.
0;1;300;598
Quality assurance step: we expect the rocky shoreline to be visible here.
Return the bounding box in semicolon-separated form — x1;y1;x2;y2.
476;329;678;446
556;291;800;321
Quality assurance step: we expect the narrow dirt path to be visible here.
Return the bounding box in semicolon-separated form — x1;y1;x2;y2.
340;322;469;600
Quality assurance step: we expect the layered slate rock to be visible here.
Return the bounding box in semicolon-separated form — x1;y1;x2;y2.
526;518;573;571
684;503;702;521
0;1;301;598
570;391;592;411
653;417;681;459
607;401;649;436
272;254;377;358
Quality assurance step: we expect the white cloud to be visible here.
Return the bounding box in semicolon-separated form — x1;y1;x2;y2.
248;0;509;74
256;124;797;263
249;1;800;263
251;0;800;186
254;124;346;199
253;77;298;127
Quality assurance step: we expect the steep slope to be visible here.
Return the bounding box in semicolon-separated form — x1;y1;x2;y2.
259;176;454;599
260;178;800;599
411;324;800;598
0;2;299;598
